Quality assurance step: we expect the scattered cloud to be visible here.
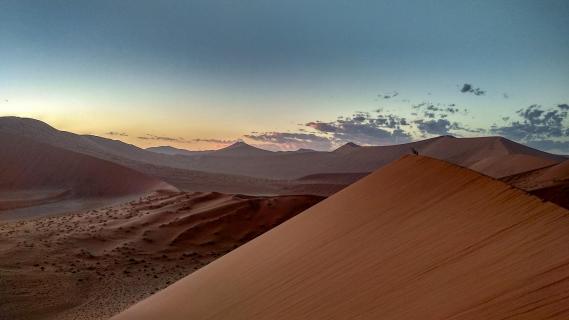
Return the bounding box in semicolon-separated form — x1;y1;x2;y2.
411;102;466;120
377;91;399;99
414;119;457;136
245;132;333;151
105;131;128;137
192;138;235;144
306;121;338;133
307;111;412;146
491;104;569;153
491;104;568;140
137;134;190;143
460;83;486;96
137;135;237;146
256;101;568;153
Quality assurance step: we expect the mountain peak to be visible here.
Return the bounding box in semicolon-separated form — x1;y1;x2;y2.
214;140;273;156
224;141;252;150
333;142;361;153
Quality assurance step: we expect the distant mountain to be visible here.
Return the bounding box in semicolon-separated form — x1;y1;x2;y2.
332;142;360;154
209;141;273;157
165;135;565;179
146;146;209;156
1;117;565;182
0;117;185;168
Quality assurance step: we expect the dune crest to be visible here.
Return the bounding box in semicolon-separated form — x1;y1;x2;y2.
113;155;569;320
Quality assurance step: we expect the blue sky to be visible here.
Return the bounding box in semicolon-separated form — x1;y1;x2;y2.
1;0;568;152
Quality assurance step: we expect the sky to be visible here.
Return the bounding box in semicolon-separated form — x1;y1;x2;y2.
1;0;568;152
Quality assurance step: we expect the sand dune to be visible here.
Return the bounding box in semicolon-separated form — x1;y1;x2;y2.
0;191;322;319
0;133;171;216
151;136;564;180
2;118;564;184
501;159;569;209
114;155;569;320
467;153;559;178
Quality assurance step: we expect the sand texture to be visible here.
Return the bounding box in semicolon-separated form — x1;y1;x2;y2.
0;191;322;319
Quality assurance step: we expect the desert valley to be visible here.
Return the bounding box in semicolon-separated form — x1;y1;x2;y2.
2;2;569;319
1;117;568;319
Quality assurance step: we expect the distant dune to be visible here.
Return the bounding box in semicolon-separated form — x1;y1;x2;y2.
0;191;322;319
467;153;559;178
146;145;209;156
113;156;569;320
140;136;565;180
0;133;171;214
1;118;564;186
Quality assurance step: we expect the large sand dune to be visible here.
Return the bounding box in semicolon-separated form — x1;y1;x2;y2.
114;155;569;320
0;133;170;216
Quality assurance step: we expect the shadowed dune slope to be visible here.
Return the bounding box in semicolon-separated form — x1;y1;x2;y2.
501;159;569;209
0;133;170;198
114;155;569;320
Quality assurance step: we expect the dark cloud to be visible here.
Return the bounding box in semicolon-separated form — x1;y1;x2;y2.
307;111;412;145
245;132;333;151
377;91;399;99
106;131;128;137
491;104;569;152
446;107;459;113
492;104;568;140
460;83;485;96
306;121;339;133
414;119;457;136
411;102;465;119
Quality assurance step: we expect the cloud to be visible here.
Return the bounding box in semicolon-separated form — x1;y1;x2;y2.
245;132;333;151
411;102;465;120
192;138;235;144
138;135;238;146
377;91;399;99
414;119;456;136
105;131;128;137
491;104;569;152
460;83;486;96
306;121;339;133
137;134;190;143
307;111;412;145
492;104;568;140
